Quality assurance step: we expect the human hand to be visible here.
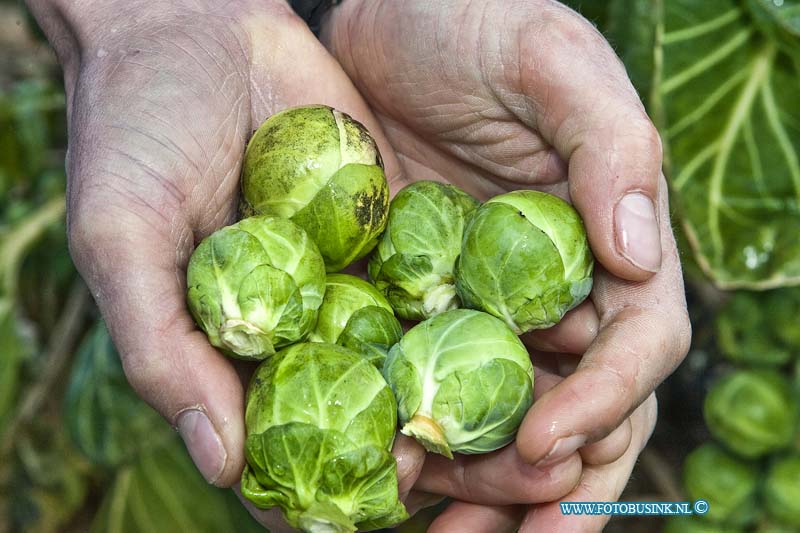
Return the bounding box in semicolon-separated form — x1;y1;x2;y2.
27;0;589;528
323;0;691;528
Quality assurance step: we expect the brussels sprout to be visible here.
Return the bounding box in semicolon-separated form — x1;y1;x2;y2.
683;443;759;526
704;369;798;458
716;292;792;366
455;190;593;333
766;288;800;349
368;181;479;320
764;455;800;527
383;309;533;458
241;105;389;272
186;216;325;360
241;343;407;532
308;274;402;368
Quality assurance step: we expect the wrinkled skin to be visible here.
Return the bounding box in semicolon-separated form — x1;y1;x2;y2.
27;0;690;530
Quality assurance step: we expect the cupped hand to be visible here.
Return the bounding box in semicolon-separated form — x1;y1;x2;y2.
324;0;691;528
27;0;589;529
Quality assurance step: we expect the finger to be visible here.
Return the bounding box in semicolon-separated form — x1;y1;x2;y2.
234;486;296;533
517;303;684;465
391;433;427;499
414;443;582;505
520;395;658;532
579;417;632;466
516;178;690;466
403;491;446;517
507;3;664;279
522;300;599;354
534;355;633;466
429;501;524;533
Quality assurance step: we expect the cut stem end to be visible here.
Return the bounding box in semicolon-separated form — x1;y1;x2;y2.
401;415;453;459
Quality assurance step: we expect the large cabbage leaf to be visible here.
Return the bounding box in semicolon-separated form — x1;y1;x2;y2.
567;0;800;288
660;0;800;288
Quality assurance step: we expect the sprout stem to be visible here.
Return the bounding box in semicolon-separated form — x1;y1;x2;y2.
401;415;452;459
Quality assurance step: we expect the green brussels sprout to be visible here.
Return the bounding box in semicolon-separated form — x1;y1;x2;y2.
683;443;759;526
186;216;325;361
766;288;800;349
241;343;407;532
368;181;479;320
716;292;792;366
241;105;389;272
383;309;533;458
764;455;800;527
455;190;593;334
704;369;798;458
308;274;402;368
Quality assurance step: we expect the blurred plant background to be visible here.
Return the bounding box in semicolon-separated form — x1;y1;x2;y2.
0;0;798;531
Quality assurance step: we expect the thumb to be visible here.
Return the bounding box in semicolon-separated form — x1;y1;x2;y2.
516;5;663;280
69;203;246;486
391;433;427;500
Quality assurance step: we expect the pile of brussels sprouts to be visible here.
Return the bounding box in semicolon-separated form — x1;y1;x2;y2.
666;290;800;532
185;105;594;532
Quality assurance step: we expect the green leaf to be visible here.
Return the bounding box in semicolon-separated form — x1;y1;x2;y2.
245;343;397;451
92;436;262;533
63;322;171;467
615;0;800;288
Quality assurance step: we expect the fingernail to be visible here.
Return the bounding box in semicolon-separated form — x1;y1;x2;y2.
177;409;227;484
615;192;661;272
537;434;586;466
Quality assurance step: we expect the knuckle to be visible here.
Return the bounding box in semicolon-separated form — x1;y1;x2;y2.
627;116;664;170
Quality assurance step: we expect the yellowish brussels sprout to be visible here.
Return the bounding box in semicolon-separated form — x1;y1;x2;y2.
241;105;389;272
